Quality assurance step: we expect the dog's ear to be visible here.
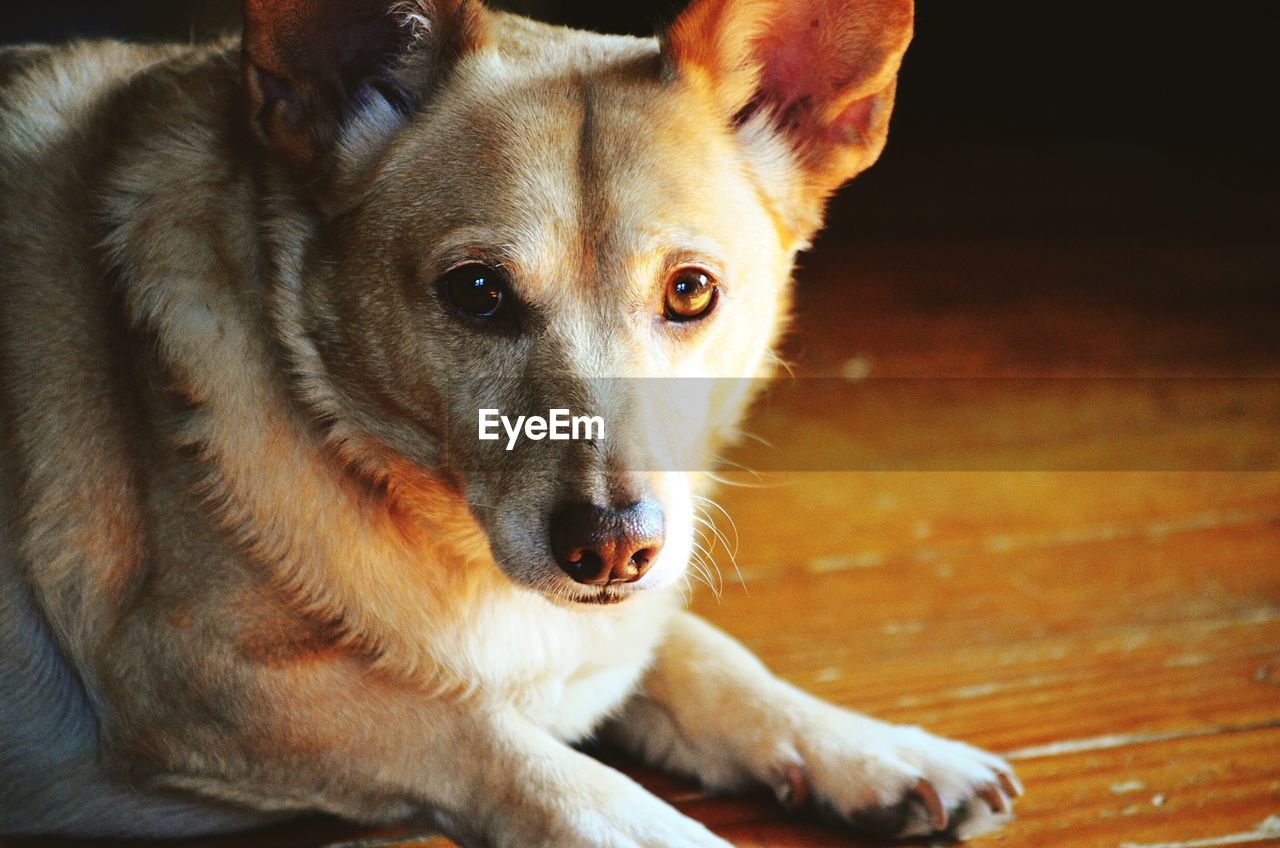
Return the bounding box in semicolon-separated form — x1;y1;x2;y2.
664;0;912;233
242;0;486;172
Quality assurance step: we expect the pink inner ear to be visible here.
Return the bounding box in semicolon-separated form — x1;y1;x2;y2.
763;37;817;105
831;94;879;145
756;16;827;126
754;47;879;151
736;0;908;152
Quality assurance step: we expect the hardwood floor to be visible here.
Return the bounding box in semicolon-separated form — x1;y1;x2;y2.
4;230;1277;847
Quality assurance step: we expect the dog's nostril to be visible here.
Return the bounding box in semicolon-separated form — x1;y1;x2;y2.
563;549;606;584
630;546;658;568
550;501;665;587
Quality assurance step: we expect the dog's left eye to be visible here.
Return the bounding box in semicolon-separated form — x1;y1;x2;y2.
663;268;719;323
441;263;509;319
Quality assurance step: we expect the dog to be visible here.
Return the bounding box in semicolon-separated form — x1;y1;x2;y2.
0;0;1021;844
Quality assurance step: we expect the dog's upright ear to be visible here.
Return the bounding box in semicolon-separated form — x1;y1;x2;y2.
664;0;912;236
242;0;486;172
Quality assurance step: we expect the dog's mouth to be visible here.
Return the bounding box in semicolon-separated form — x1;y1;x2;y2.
571;588;630;606
509;572;647;608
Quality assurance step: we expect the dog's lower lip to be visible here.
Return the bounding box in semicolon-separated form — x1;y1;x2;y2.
572;589;630;606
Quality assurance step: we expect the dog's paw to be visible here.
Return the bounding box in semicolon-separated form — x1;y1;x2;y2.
768;711;1022;841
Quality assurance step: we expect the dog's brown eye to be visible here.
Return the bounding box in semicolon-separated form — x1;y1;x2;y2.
664;268;718;322
442;263;508;318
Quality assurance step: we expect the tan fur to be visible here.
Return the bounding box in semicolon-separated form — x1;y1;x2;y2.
1;2;1019;843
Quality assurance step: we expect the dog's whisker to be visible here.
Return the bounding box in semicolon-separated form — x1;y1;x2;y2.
688;540;724;597
701;470;766;490
690;514;729;595
734;429;774;450
705;452;765;480
685;545;708;578
681;569;711;600
691;523;715;550
691;517;726;566
692;558;721;598
765;348;797;380
686;548;712;585
691;497;746;592
684;567;717;601
693;495;741;559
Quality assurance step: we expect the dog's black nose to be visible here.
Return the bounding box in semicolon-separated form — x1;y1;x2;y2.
550;501;665;586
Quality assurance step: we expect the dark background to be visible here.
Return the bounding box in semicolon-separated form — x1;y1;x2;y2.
3;1;1276;238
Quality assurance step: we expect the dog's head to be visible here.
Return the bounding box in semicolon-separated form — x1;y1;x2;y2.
247;0;912;605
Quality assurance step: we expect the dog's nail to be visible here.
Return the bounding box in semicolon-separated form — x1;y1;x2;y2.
978;783;1008;814
911;778;948;831
997;770;1023;798
776;763;809;811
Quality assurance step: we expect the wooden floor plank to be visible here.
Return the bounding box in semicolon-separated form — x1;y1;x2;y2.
705;472;1280;582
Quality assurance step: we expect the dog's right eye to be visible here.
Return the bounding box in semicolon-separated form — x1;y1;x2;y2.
663;267;719;323
440;263;510;319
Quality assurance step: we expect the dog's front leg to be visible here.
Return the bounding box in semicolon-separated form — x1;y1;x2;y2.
134;674;731;848
604;612;1022;840
428;706;734;848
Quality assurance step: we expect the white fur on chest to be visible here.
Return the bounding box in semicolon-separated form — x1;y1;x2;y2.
439;584;680;739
